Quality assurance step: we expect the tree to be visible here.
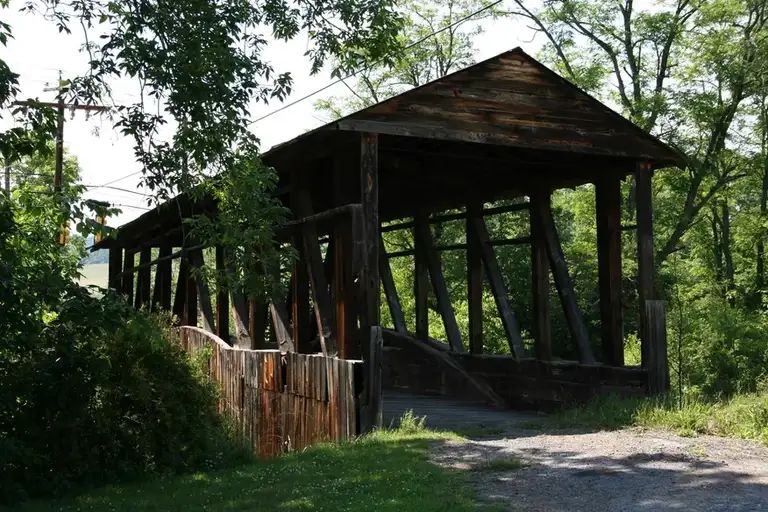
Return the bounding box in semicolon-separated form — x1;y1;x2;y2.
314;0;497;120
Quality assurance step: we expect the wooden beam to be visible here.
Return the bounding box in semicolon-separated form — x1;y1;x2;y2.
469;216;526;358
108;247;122;291
596;177;624;366
333;153;359;359
290;170;311;353
636;163;655;368
530;189;552;361
536;199;596;364
360;326;383;434
379;202;531;233
269;301;295;354
385;236;531;257
467;203;483;354
379;234;407;333
159;246;173;311
188;248;215;334
248;299;267;349
135;247;151;309
215;246;230;343
122;250;134;304
184;257;198;327
415;217;465;352
296;190;337;356
414;215;429;341
645;300;669;394
172;257;188;323
359;132;380;345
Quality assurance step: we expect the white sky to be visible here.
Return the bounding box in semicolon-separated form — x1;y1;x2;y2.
3;1;542;227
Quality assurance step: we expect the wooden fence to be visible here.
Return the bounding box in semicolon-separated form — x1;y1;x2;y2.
178;326;362;458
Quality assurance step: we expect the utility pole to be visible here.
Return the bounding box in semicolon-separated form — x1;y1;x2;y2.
12;75;108;243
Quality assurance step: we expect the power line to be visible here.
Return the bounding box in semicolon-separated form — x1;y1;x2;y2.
86;170;143;191
82;184;148;196
248;0;504;125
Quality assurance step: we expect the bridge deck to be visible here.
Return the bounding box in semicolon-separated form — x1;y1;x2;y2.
382;391;538;431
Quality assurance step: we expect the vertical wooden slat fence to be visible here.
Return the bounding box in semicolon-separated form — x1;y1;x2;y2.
178;326;361;458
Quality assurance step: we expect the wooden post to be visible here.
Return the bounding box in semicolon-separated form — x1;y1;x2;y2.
467;203;484;354
359;132;380;343
379;234;407;333
360;326;383;434
414;214;429;341
290;169;312;353
530;189;552;360
184;257;198;327
122;250;135;304
333;152;359;360
135;247;152;310
536;198;596;364
469;216;526;358
415;218;465;352
636;163;655;368
188;248;216;334
159;246;172;311
248;299;267;348
645;300;669;394
172;256;189;323
596;177;624;366
108;247;122;291
215;246;230;343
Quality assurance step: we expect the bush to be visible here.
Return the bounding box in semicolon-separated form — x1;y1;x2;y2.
0;198;247;504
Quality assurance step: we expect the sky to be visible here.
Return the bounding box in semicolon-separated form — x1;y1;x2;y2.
3;1;543;228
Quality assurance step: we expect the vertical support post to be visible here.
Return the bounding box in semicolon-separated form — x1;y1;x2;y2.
359;132;381;433
215;246;230;343
379;234;407;333
333;154;359;359
290;169;311;353
597;177;624;366
122;249;135;304
188;248;216;334
467;202;484;354
184;256;198;327
249;299;267;348
135;247;151;310
360;326;383;434
172;256;189;323
108;247;123;292
530;189;552;360
645;300;669;394
414;214;429;341
636;162;654;368
158;246;172;311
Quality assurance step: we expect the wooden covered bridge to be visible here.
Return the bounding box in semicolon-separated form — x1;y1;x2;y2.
97;48;682;445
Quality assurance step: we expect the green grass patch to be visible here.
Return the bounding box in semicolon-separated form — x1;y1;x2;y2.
454;425;507;439
13;416;475;512
530;392;768;445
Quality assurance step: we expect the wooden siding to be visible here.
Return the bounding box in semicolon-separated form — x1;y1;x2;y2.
178;326;360;457
337;49;681;166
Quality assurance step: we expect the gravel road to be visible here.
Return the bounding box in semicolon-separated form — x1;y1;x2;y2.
431;427;768;511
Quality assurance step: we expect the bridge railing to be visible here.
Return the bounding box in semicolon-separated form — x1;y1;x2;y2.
178;326;362;458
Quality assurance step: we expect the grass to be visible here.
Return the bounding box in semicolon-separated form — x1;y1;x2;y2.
529;392;768;445
454;425;507;439
13;412;478;512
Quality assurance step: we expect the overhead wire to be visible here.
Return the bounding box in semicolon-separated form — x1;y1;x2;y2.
248;0;504;126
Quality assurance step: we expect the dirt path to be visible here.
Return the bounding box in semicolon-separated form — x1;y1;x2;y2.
432;427;768;511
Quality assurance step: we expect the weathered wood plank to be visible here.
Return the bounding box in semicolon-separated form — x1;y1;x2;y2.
172;257;188;323
379;234;407;333
215;246;230;343
296;189;337;356
361;326;383;433
636;163;655;368
415;218;465;352
269;301;295;354
248;299;267;349
135;247;151;309
184;257;198;327
188;247;216;334
645;300;669;394
535;198;596;364
467;202;484;354
108;247;122;291
359;132;380;355
414;215;429;341
468;216;526;358
290;169;312;353
530;189;552;360
596;177;624;366
158;246;173;311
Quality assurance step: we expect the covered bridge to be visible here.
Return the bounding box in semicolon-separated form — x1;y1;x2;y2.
98;47;682;413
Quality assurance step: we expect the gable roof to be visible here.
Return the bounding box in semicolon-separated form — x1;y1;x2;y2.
266;47;684;169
